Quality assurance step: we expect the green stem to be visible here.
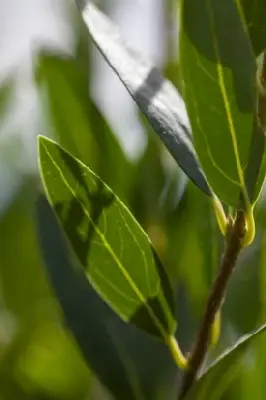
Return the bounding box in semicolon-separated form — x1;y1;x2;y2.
166;335;188;370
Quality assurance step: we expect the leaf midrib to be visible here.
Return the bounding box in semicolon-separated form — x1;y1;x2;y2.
207;0;249;207
40;139;172;339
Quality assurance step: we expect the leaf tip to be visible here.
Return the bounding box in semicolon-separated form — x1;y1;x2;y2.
37;134;49;153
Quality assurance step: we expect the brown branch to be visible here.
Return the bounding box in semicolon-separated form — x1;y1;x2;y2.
179;48;266;400
179;210;246;399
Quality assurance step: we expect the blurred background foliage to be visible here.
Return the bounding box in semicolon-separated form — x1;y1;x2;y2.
1;1;266;399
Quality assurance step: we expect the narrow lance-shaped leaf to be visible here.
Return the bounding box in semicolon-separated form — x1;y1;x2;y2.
38;136;176;341
179;0;265;209
76;1;211;197
184;324;266;399
37;194;178;400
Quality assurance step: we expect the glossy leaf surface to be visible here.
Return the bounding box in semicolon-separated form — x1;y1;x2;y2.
38;136;176;340
77;1;211;197
179;0;266;208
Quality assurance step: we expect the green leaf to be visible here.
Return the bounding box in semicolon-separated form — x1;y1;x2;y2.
184;324;266;400
240;0;266;56
36;195;140;400
38;136;176;340
179;0;265;209
77;1;211;197
37;53;135;204
36;195;176;400
37;54;97;167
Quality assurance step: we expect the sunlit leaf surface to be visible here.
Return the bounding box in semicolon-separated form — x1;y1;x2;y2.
38;136;176;340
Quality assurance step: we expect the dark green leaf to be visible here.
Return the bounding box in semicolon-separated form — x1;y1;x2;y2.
179;0;264;209
184;324;266;400
241;0;266;56
36;194;177;400
36;194;139;400
38;136;176;340
77;1;211;197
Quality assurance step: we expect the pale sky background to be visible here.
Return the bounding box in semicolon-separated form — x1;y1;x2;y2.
0;0;179;209
0;0;167;160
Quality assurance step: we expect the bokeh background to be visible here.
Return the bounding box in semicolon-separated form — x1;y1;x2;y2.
1;1;266;399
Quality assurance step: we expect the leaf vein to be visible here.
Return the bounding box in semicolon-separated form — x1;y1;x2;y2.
41;141;170;339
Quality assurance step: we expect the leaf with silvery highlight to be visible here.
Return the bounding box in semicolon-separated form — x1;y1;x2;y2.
76;1;211;197
184;324;266;399
38;136;176;341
